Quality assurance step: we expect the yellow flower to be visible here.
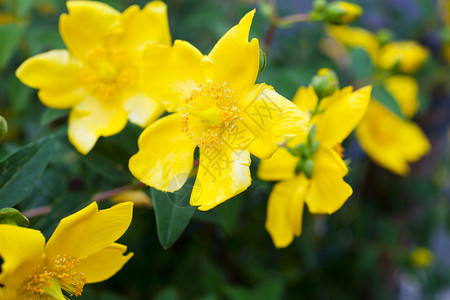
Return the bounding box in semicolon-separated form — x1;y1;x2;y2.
356;100;430;175
16;1;171;154
258;84;371;248
377;41;429;74
111;190;152;207
384;75;419;118
410;247;434;268
129;11;308;211
326;25;380;62
0;202;133;299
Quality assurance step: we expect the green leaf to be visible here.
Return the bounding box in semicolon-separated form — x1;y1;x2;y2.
0;207;29;227
154;287;178;300
41;108;69;125
371;85;404;119
350;48;375;79
0;24;24;69
151;177;197;249
0;137;54;208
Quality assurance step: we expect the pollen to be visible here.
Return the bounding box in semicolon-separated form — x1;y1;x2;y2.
181;82;240;148
81;46;138;100
22;255;86;299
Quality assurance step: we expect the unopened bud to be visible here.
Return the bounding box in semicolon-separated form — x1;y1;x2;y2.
313;0;328;12
259;49;267;74
325;1;363;25
0;116;7;140
376;29;395;46
311;68;339;99
0;208;29;227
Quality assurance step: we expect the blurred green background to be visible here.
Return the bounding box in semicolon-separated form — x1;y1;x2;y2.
0;0;449;299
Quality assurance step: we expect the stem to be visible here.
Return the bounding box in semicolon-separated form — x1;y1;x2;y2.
278;13;310;24
22;182;146;219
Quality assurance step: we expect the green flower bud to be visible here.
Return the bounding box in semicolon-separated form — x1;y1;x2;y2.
313;0;328;12
376;29;395;46
325;1;363;25
303;159;314;179
311;68;339;99
0;115;7;140
259;49;267;74
0;208;30;227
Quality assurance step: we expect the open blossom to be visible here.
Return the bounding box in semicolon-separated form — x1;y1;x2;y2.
258;84;371;248
0;202;133;299
16;1;171;154
129;11;308;211
356;100;430;175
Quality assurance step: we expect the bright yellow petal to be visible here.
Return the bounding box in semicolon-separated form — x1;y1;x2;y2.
123;91;165;127
257;147;298;181
327;25;379;62
129;113;196;192
59;1;121;60
207;10;259;97
356;100;430;175
45;202;133;260
315;85;371;147
15;50;85;109
111;190;152;207
384;75;418;118
292;85;318;116
0;225;45;287
68;96;128;154
306;146;352;214
142;41;205;112
121;1;171;51
265;175;309;248
377;41;429;73
191;147;251;211
78;243;133;283
240;83;309;159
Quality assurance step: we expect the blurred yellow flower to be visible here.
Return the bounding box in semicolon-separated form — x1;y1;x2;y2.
129;11;308;211
377;41;429;74
324;1;363;25
258;84;371;248
0;202;133;299
16;1;171;154
410;247;435;268
111;190;152;207
356;101;430;175
384;75;419;118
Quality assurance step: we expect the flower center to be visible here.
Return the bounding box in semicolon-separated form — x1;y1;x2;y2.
23;255;86;300
81;46;138;100
181;82;240;148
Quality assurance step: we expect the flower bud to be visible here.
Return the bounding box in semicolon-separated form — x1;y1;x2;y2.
0;115;7;140
259;49;267;74
0;208;30;227
311;68;339;99
325;1;363;25
376;29;395;46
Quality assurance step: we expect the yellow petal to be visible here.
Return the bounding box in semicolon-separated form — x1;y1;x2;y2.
240;83;309;159
45;202;133;260
142;41;205;112
356;100;430;175
123;91;165;127
78;243;133;283
192;147;251;211
0;225;45;287
59;1;121;60
292;85;318;116
257;147;298;181
15;50;85;109
111;190;152;207
68;96;128;154
377;41;429;74
207;10;259;97
306;146;352;214
129;113;196;192
327;25;379;62
121;1;171;51
384;75;418;118
315;85;372;147
265;175;309;248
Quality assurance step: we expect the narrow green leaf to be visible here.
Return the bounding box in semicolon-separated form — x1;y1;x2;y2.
151;177;197;249
0;24;24;68
371;85;404;118
0;137;54;208
350;48;375;79
41;108;69;125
